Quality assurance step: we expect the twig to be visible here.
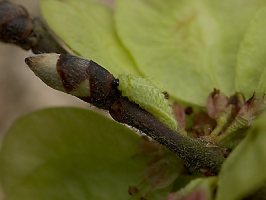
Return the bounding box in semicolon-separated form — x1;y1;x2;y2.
26;53;225;174
110;97;225;174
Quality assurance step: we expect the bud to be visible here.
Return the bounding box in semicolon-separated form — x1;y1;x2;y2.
25;53;118;109
207;89;229;119
225;94;266;134
218;94;266;148
0;1;34;49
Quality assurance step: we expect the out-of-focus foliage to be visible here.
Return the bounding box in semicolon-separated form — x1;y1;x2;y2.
0;108;182;200
236;7;266;97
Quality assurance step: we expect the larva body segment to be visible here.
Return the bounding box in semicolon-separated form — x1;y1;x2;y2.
118;74;178;131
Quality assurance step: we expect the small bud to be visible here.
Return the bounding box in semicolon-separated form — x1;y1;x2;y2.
207;89;229;119
226;94;266;133
218;94;266;148
0;1;34;49
25;53;118;109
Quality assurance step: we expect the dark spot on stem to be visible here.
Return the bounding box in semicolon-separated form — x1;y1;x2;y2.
162;91;169;99
185;107;193;115
112;78;119;87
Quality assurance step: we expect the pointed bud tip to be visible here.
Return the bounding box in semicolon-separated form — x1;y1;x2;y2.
25;55;39;70
25;53;65;92
24;56;31;66
25;56;37;68
25;53;60;70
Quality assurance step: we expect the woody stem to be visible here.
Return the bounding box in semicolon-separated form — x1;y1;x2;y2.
109;97;225;174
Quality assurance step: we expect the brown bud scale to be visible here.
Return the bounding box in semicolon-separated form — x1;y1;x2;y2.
56;54;120;109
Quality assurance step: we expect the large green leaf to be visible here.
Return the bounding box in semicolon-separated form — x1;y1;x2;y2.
216;113;266;200
0;108;181;200
115;0;215;105
204;0;266;97
41;0;139;76
40;0;266;105
236;7;266;98
115;0;266;105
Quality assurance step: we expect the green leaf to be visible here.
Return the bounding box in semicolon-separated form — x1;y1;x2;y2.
236;7;266;98
115;0;215;105
129;139;184;199
41;0;140;76
0;108;180;200
118;74;178;131
216;113;266;200
41;0;266;105
115;0;266;105
169;177;217;200
204;0;266;96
